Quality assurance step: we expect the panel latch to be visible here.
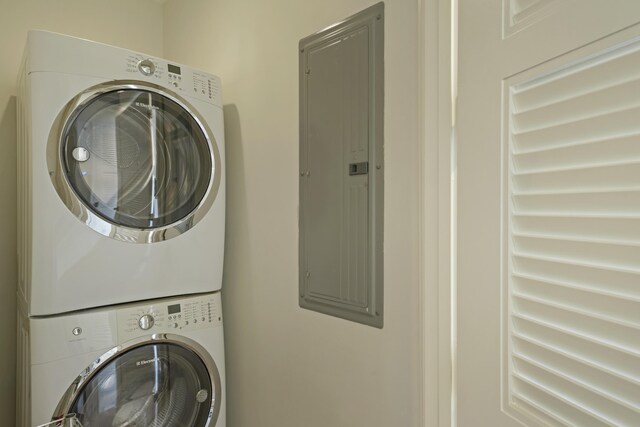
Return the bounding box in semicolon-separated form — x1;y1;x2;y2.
349;161;369;176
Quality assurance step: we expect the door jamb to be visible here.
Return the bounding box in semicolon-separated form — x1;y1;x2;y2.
418;0;454;425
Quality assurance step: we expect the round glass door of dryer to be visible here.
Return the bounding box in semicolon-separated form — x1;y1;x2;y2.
63;89;211;229
48;82;221;243
68;343;219;427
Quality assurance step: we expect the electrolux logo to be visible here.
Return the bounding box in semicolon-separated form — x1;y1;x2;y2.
136;357;159;366
135;102;159;111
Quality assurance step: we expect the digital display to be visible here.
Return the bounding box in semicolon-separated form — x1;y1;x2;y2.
168;64;181;75
168;304;181;314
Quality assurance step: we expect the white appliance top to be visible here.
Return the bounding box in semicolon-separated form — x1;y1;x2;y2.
24;30;222;108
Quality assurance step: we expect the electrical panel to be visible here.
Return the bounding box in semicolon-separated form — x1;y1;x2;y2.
299;3;384;328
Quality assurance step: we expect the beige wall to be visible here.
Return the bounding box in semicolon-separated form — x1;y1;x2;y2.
163;1;422;426
0;0;164;423
1;1;425;425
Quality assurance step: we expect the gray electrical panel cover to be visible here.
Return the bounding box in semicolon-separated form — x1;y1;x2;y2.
299;3;384;328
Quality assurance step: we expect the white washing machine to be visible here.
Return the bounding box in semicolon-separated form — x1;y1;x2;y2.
17;30;226;316
18;292;226;427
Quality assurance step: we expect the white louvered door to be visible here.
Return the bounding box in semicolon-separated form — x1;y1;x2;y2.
457;2;640;426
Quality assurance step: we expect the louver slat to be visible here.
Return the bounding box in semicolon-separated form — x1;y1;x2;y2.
513;274;640;323
514;190;640;215
513;134;640;172
512;106;640;152
506;39;640;426
513;163;640;193
513;332;640;387
513;215;640;244
512;393;575;427
513;342;640;410
513;78;640;133
514;365;636;426
513;373;617;426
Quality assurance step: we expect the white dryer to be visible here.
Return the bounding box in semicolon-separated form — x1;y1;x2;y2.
19;292;226;427
17;31;225;316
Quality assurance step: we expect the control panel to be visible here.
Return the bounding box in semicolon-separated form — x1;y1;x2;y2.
124;54;220;105
117;293;223;342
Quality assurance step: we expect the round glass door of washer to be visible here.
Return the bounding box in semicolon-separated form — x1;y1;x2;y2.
49;83;220;242
68;343;220;427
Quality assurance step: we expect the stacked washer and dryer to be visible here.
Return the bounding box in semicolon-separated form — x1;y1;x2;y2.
16;31;226;427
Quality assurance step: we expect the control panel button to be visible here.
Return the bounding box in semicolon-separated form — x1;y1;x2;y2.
137;59;156;76
138;314;155;330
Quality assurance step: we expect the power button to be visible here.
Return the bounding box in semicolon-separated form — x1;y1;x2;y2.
137;59;156;76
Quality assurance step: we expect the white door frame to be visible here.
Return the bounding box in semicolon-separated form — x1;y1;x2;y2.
418;0;454;426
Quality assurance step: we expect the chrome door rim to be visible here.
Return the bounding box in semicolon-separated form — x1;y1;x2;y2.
52;333;222;427
47;80;222;243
